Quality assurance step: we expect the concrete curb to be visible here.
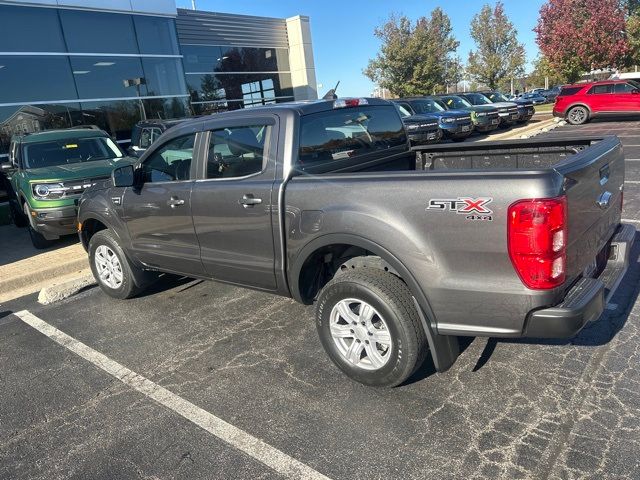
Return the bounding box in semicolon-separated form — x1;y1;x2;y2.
482;117;559;142
0;255;89;293
38;272;97;305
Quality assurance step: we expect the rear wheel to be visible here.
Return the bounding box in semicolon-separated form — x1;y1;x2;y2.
566;106;589;125
24;203;54;249
315;268;428;387
89;229;142;299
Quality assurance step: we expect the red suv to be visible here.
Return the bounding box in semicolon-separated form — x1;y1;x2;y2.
553;80;640;125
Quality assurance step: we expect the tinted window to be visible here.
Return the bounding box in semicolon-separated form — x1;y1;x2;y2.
70;57;146;98
24;136;123;169
206;125;267;179
141;58;188;96
182;45;290;74
0;56;78;103
139;127;163;148
558;86;583;97
142;133;195;183
59;10;138;54
187;72;293;103
487;92;509;102
409;99;446;114
441;96;471;109
133;16;179;55
0;5;66;52
298;105;406;168
463;93;492;105
588;84;613;94
614;83;636;93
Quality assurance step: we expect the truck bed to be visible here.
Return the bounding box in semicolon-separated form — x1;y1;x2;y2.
413;137;599;171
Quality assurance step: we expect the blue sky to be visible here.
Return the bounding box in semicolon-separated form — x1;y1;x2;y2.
177;0;547;97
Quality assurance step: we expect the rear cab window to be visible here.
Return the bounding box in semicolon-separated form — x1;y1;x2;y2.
297;105;407;173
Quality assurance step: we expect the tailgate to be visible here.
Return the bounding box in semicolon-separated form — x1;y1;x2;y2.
555;136;624;282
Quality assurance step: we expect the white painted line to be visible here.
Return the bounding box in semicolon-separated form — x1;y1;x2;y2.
622;218;640;224
14;310;331;480
625;158;640;161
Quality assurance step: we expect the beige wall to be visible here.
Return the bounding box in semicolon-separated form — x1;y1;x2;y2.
286;15;318;101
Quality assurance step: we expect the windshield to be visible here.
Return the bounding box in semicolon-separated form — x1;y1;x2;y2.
628;79;640;90
487;92;509;102
410;99;446;114
24;136;123;169
395;104;413;118
441;96;472;109
465;93;493;105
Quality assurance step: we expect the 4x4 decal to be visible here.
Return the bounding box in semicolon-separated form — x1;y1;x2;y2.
427;197;493;220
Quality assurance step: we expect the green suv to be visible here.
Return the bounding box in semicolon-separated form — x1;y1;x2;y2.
1;128;132;248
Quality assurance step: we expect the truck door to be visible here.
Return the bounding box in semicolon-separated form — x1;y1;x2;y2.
191;117;278;291
123;130;205;276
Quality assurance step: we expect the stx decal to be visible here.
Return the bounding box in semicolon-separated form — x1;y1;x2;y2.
427;197;494;221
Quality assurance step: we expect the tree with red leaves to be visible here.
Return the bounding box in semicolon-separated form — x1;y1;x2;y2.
535;0;630;82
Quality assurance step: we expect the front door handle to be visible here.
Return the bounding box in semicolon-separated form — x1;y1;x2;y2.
240;194;262;208
167;196;185;208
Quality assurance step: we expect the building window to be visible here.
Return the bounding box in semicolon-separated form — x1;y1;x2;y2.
58;9;139;54
141;58;188;97
133;16;180;55
0;56;78;103
242;79;276;107
70;57;146;99
181;45;290;73
0;5;67;53
187;72;293;104
80;100;143;141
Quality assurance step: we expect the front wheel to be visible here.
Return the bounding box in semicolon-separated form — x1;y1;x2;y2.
566;106;589;125
315;267;428;387
89;229;142;299
24;203;54;249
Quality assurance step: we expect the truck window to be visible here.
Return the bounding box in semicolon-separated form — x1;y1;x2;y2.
206;125;267;179
139;127;163;149
141;133;195;183
298;105;406;168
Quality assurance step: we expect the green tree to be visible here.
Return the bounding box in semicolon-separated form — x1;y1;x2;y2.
364;8;459;96
466;2;526;89
527;55;567;88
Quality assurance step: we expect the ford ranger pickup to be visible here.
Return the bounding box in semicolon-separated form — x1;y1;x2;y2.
77;98;634;387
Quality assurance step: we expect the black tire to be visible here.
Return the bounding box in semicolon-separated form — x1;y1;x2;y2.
23;202;54;249
88;229;142;299
10;201;28;228
566;105;589;125
315;267;428;387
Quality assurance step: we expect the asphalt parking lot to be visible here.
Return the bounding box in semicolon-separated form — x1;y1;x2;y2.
1;119;640;480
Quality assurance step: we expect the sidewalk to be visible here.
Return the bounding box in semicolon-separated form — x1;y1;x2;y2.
0;225;89;303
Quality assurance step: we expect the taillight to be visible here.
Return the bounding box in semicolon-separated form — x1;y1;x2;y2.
508;196;567;289
333;98;369;109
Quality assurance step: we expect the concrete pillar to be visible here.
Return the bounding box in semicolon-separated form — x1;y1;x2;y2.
286;15;318;101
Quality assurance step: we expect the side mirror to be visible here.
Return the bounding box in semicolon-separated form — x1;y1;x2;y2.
632;89;640;94
1;161;13;172
112;164;135;188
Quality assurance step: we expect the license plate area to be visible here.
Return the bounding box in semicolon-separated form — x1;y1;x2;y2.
491;119;499;125
461;125;470;132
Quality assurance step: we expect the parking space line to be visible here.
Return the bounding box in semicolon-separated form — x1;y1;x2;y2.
625;180;640;184
14;310;331;480
625;159;640;161
622;219;640;224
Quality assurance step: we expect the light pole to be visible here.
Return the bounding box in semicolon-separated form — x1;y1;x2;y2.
123;77;147;121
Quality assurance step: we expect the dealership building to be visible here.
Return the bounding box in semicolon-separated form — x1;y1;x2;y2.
0;0;317;156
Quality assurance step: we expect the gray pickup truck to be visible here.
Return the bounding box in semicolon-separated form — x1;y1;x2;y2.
77;98;634;387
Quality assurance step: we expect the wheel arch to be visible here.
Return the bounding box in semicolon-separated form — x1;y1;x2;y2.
290;233;460;372
566;102;592;114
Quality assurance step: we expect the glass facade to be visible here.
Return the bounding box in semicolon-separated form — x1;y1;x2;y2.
0;4;189;155
182;45;294;114
0;4;301;156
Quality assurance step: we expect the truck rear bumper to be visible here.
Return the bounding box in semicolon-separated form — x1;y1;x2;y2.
524;223;635;338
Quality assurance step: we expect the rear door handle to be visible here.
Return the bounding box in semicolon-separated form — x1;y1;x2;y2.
240;194;262;208
167;197;185;208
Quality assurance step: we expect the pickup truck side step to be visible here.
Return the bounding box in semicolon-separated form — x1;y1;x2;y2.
412;297;460;372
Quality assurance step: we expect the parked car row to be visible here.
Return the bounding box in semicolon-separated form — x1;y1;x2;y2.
391;91;535;145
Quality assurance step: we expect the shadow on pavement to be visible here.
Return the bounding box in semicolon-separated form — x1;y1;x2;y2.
0;224;78;266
